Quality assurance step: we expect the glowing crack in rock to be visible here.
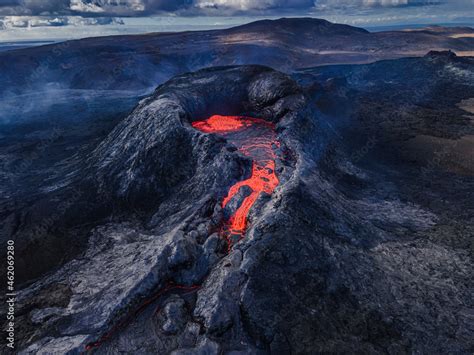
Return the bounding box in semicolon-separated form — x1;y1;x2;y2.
83;115;280;352
192;114;280;250
84;283;200;352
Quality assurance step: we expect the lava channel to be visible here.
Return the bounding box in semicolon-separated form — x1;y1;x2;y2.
83;115;279;352
192;114;280;250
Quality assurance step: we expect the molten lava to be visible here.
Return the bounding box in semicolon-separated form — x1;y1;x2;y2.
83;115;280;352
192;115;280;249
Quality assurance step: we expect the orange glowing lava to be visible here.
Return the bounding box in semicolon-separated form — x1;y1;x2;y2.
192;115;279;249
82;115;280;353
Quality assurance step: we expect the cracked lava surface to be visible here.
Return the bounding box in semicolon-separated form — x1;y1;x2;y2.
84;283;200;352
192;114;280;249
84;115;280;352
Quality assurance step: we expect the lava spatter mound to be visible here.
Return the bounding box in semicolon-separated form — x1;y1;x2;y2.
12;66;305;354
192;115;280;249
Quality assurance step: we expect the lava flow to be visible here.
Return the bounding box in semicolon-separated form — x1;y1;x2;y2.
192;114;280;249
83;115;279;353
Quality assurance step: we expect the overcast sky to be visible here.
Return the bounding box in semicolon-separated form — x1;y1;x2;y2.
1;0;473;42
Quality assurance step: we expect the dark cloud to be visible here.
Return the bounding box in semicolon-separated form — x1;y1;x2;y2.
0;0;69;15
24;0;69;13
0;0;22;6
315;0;444;8
0;0;471;16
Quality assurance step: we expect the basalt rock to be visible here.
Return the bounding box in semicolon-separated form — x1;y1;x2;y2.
2;58;473;354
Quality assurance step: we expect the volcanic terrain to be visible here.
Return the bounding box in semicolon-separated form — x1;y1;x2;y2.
0;18;473;355
3;52;474;354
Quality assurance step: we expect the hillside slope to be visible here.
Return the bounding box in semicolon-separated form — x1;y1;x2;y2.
1;52;473;353
0;17;473;94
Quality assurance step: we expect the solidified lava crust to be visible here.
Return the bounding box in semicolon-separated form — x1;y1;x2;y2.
192;115;280;250
84;116;281;352
10;62;474;355
82;114;281;353
84;283;200;352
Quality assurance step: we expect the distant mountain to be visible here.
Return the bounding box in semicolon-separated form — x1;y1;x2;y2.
0;17;473;94
226;17;369;35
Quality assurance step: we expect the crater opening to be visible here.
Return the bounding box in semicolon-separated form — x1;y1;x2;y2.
192;114;280;250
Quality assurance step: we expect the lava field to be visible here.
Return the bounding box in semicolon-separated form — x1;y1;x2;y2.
0;48;473;353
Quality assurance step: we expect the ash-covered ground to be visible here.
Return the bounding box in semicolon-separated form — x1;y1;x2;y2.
0;46;473;353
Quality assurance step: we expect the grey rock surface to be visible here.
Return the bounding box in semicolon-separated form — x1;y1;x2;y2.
1;57;473;354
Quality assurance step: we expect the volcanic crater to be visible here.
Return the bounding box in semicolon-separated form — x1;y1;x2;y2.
3;56;473;354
